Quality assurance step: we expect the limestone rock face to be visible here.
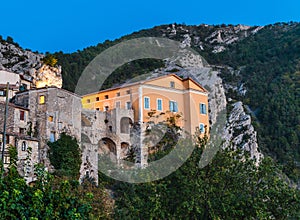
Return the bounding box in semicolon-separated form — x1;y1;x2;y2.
223;101;263;162
0;41;62;88
33;64;62;88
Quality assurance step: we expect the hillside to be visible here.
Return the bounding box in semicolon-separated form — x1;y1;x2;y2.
52;22;300;182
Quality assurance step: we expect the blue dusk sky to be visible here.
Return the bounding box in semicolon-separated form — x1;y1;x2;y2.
1;0;299;53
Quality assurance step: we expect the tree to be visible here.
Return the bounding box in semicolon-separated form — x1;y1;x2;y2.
42;54;58;67
48;133;82;179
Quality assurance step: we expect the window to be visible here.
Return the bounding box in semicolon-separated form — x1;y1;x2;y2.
96;108;100;111
104;106;109;111
20;110;25;121
39;95;45;104
169;101;178;112
48;116;54;122
126;101;131;110
58;122;63;130
4;156;10;164
116;92;120;97
86;99;90;103
96;97;100;101
200;103;207;114
104;95;109;99
21;141;27;151
115;101;121;109
157;99;163;111
170;81;175;88
144;97;150;109
50;132;55;143
19;128;26;135
126;90;131;94
199;123;205;134
6;135;9;144
0;90;5;96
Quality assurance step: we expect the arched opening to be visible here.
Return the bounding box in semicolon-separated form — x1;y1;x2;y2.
120;117;132;134
99;137;117;155
120;142;130;158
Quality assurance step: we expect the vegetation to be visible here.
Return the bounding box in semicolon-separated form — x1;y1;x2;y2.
48;133;82;179
42;54;58;67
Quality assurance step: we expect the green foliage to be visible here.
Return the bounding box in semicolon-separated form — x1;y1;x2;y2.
42;54;58;67
211;23;300;180
113;144;300;219
48;133;82;179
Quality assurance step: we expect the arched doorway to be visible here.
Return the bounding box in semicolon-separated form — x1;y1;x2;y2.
98;138;117;162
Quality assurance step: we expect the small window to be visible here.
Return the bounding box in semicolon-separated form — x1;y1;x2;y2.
48;116;54;122
58;122;63;130
39;95;45;104
20;110;25;121
4;156;10;164
115;101;121;109
104;95;109;99
50;132;55;143
104;106;109;111
126;101;131;110
116;92;120;97
170;81;175;88
200;103;207;114
19;128;26;135
126;90;131;94
144;97;150;109
96;97;100;101
169;101;178;112
21;141;27;151
6;135;9;144
0;90;5;96
199;123;205;134
86;99;90;103
157;99;162;111
96;108;100;111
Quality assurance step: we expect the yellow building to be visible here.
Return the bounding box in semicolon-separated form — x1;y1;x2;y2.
82;74;209;136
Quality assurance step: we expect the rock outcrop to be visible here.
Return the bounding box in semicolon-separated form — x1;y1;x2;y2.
0;40;62;88
223;101;262;163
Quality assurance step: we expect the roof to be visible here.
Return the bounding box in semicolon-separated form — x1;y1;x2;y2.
16;86;82;98
82;73;208;97
0;101;29;111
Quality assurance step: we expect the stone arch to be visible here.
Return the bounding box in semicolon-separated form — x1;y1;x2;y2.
120;117;132;134
98;137;117;155
120;142;130;158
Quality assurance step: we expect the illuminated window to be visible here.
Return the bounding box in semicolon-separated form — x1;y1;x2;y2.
48;116;54;122
39;95;45;104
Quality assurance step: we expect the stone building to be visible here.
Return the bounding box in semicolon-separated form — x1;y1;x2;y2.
13;87;82;167
0;102;39;183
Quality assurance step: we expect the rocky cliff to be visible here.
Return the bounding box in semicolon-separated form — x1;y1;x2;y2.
0;40;62;88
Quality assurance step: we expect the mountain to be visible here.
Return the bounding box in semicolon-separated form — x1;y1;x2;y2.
55;22;300;182
1;22;299;184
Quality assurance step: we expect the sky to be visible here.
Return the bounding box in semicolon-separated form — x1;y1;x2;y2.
1;0;299;53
